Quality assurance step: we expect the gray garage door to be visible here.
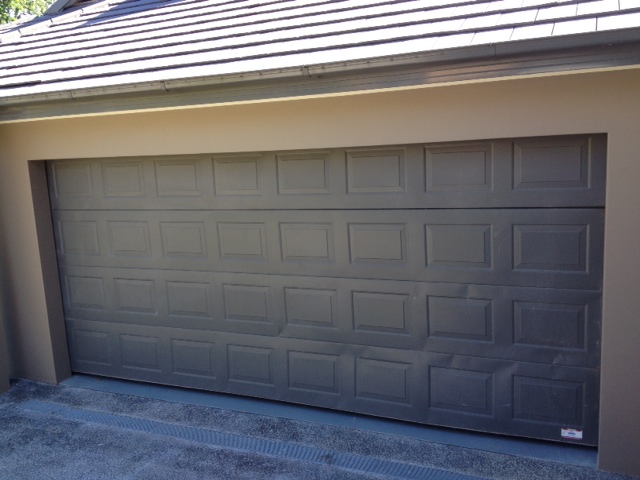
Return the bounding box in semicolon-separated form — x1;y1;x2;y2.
49;135;605;445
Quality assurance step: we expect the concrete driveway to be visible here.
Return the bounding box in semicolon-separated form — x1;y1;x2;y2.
0;376;636;480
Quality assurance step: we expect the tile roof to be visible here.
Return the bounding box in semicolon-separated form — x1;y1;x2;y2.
1;0;639;102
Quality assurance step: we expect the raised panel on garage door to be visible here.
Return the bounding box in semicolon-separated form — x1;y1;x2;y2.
50;134;605;445
53;208;604;290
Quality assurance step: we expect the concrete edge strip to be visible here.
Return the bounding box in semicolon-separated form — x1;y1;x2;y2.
20;399;485;480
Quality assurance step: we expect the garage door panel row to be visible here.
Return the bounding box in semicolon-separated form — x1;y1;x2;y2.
65;318;599;445
48;135;606;211
60;266;600;367
54;208;604;290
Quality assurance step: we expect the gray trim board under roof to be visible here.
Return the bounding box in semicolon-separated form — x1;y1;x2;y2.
3;43;639;123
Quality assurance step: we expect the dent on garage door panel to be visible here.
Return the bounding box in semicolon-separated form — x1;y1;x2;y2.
49;135;605;444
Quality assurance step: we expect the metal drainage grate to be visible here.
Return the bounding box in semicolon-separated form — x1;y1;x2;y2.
21;400;486;480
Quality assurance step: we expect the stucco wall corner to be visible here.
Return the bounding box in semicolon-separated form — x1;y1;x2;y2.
0;126;68;385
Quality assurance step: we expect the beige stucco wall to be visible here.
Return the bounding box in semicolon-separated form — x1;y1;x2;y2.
1;68;639;475
0;219;10;393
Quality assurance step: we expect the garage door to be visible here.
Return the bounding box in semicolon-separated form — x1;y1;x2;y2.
49;135;605;444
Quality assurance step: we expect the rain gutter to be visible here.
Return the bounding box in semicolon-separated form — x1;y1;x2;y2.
1;27;640;123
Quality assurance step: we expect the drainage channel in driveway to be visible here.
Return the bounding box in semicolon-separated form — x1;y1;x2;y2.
4;379;637;480
19;399;486;480
64;374;599;468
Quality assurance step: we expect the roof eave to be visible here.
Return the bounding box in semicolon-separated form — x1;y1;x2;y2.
2;29;640;124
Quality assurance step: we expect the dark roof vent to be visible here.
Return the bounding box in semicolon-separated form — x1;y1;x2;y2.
45;0;95;15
